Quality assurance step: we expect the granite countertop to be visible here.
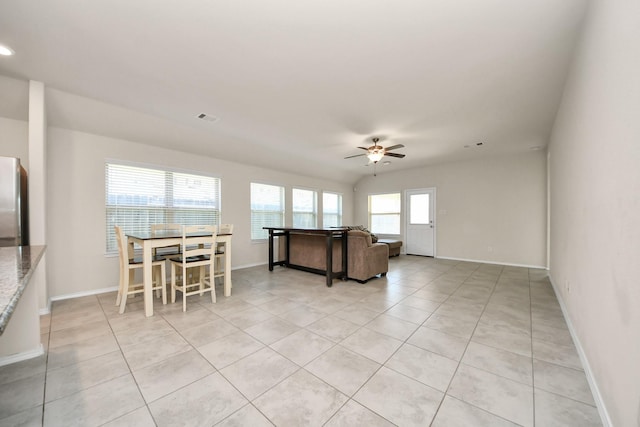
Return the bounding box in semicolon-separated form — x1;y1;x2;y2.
0;245;46;335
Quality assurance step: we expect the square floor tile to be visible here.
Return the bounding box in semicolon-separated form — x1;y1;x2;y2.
224;306;273;329
0;405;43;427
215;404;273;426
148;372;247;427
102;406;156;427
306;315;360;342
398;295;442;312
197;331;264;369
270;329;334;366
424;313;478;340
48;319;112;349
43;374;145;427
253;369;348;426
278;305;328;327
220;347;298;400
408;327;468;361
258;298;303;315
160;306;221;331
120;331;192;371
333;305;380;326
113;317;176;348
132;349;215;403
46;332;120;370
354;367;443;426
179;318;240;347
0;372;45;419
472;322;532;357
0;355;46;386
448;364;533;427
243;317;300;344
534;389;601;427
533;359;595;405
306;345;380;396
431;395;519;427
45;351;130;402
385;304;432;324
325;400;395;426
462;341;533;385
365;314;420;340
532;338;583;370
341;328;403;364
385;343;458;392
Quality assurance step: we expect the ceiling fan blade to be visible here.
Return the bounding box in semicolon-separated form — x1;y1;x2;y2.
357;146;370;150
384;144;405;151
384;152;406;158
344;153;367;159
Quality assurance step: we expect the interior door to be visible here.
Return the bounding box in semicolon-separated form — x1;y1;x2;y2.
405;188;435;256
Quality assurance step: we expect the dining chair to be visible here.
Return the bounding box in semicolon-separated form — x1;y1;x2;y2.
214;223;233;284
150;223;182;258
169;225;217;312
114;225;167;314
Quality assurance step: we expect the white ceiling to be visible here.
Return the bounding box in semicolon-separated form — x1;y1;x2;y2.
0;0;587;183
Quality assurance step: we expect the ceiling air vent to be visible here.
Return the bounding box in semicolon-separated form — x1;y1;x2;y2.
197;113;219;123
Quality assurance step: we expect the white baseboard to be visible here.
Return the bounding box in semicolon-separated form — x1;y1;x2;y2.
548;275;612;427
0;344;44;367
232;262;268;270
435;255;546;269
50;286;119;302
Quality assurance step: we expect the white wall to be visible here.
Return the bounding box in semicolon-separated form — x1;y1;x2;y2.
46;126;354;298
547;0;640;425
354;151;547;267
0;117;29;165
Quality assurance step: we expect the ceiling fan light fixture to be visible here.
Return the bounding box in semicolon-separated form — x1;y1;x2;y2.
367;151;384;163
0;44;15;56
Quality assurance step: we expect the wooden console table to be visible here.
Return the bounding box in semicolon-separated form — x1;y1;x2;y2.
263;227;348;287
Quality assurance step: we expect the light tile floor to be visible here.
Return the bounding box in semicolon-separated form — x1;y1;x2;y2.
0;256;603;426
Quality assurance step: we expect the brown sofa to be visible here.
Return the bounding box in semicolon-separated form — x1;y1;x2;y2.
282;230;389;282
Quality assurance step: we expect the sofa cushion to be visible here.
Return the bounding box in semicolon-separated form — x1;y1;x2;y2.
343;225;378;243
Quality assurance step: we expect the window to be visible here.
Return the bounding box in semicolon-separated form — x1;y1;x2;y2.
251;183;285;240
369;193;401;234
292;188;317;228
105;162;220;253
322;192;342;228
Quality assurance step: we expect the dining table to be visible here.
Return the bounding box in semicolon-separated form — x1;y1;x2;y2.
126;230;233;317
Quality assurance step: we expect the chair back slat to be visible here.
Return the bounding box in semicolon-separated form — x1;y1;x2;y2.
114;225;130;267
151;223;183;232
182;225;217;262
218;224;234;234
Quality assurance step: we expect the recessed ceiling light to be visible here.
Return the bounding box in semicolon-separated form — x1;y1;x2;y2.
0;45;15;56
383;161;391;165
529;145;543;151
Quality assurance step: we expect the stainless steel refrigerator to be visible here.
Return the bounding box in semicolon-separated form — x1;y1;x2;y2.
0;156;29;247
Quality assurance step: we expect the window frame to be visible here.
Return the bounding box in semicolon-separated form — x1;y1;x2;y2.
368;192;402;235
322;191;343;228
292;187;318;229
250;182;286;241
105;160;221;255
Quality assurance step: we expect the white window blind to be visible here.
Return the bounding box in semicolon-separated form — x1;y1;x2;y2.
251;182;285;240
369;193;401;234
322;192;342;228
105;162;220;253
292;188;317;228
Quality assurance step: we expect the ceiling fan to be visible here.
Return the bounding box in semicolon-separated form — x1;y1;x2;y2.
344;137;406;164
